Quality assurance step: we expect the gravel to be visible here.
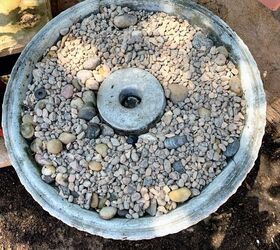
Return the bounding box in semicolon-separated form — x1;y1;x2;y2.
21;5;245;220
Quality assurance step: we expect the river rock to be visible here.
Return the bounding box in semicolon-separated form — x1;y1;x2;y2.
85;78;99;90
102;125;114;136
192;31;213;50
229;76;242;96
61;84;74;99
198;107;211;119
21;123;34;139
47;139;63;154
90;193;99;209
22;114;34;124
70;98;84;109
76;70;92;84
139;133;157;142
146;198;157;216
164;135;187;149
83;56;100;70
224;139;240;157
95;143;108;157
113;14;137;28
78;103;97;121
173;161;185;173
99;207;117;220
169;187;192;202
168;85;188;103
58;132;76;144
41;165;56;176
82;90;96;105
85;123;101;139
30;138;43;153
93;64;110;83
89;161;102;171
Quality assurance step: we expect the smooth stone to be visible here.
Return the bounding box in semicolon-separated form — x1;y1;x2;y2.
93;64;110;83
198;107;211;119
215;53;227;66
78;103;97;121
217;46;229;58
229;76;242;96
47;139;63;154
95;144;108;157
126;135;138;144
146;198;157;216
72;78;81;90
169;187;192;203
168;84;188;104
58;132;76;144
82;90;96;105
89;161;102;171
85;123;101;139
59;27;69;36
162;111;173;125
117;209;129;217
22;114;34;124
42;174;54;184
70;97;84;109
224;139;240;158
21;123;34;139
85;78;99;90
192;31;213;50
99;207;117;220
143;177;153;187
90;193;99;208
164;135;187;149
30;138;43;153
55;173;68;187
113;14;137;28
35;154;52;166
102;125;114;136
83;56;100;70
41;165;56;176
76;70;92;84
98;197;107;209
61;84;74;99
139;133;157;142
173;161;185;173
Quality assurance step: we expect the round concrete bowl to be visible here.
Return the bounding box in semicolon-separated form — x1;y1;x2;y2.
2;0;266;240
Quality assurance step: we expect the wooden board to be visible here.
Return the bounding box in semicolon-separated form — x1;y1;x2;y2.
0;137;10;168
0;0;52;57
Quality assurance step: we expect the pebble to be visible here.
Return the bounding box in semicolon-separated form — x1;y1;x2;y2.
83;56;100;70
126;135;138;144
61;84;74;99
146;198;157;216
168;85;188;103
198;107;211;119
224;139;240;158
93;64;110;83
21;123;34;139
117;209;129;217
113;14;137;28
131;151;139;162
78;103;97;121
76;70;92;84
102;125;114;136
47;139;63;154
173;161;185;173
70;98;84;109
229;76;242;96
60;27;69;36
192;31;213;50
95;144;108;157
86;123;101;139
162;111;173;125
99;207;117;220
30;138;42;153
215;54;227;66
169;188;192;203
22;114;34;124
89;161;102;171
139;133;157;142
85;78;99;90
58;132;76;144
82;90;96;105
41;165;56;176
164;135;187;149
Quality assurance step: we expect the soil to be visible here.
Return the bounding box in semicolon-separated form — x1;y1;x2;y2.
0;0;279;249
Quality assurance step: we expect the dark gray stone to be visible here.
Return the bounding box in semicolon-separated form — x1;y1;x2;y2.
164;135;187;149
78;103;97;121
85;123;101;139
224;139;240;158
173;161;185;173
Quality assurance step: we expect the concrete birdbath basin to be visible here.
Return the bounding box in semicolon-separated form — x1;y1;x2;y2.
2;0;266;240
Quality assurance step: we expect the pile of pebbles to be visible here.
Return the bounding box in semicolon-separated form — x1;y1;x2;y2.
21;5;245;220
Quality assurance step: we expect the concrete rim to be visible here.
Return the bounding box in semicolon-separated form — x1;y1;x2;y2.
2;0;266;240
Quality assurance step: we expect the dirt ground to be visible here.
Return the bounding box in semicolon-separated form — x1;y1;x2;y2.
0;0;280;249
